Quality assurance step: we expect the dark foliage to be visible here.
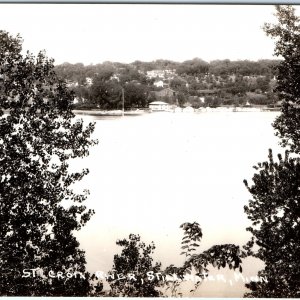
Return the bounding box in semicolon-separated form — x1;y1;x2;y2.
265;5;300;154
0;31;96;295
123;83;149;109
90;76;122;110
164;222;243;296
107;234;162;297
54;58;280;109
243;6;300;297
176;58;209;76
243;150;300;297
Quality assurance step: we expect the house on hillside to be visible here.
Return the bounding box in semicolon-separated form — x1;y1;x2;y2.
146;70;165;79
153;80;164;88
228;74;236;82
110;74;120;82
150;88;177;105
196;89;220;104
146;69;176;80
66;80;78;88
154;80;170;88
155;88;176;98
85;77;93;86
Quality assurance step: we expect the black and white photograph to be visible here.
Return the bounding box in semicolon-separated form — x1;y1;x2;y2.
0;3;300;297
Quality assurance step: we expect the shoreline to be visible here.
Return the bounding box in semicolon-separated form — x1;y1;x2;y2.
73;109;147;117
73;106;280;116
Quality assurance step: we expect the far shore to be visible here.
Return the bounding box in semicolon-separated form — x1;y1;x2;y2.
73;109;147;116
73;106;280;116
1;106;280;118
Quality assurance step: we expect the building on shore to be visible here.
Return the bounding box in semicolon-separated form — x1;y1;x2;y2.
149;101;171;112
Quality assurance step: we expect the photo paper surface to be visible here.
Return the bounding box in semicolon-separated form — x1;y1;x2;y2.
1;3;299;298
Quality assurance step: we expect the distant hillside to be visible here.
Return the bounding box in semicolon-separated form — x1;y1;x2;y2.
54;58;280;83
54;58;280;110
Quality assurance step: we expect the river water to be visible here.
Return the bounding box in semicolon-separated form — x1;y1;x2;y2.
71;111;281;297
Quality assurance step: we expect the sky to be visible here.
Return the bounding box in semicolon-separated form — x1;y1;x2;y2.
0;4;291;65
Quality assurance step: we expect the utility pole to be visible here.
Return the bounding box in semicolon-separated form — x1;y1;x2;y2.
122;87;124;117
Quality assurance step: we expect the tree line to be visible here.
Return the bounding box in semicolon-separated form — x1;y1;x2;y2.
55;58;279;83
54;58;280;110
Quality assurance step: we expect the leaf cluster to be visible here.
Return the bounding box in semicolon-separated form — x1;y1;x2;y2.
243;150;300;297
163;222;243;296
106;234;162;297
0;30;97;296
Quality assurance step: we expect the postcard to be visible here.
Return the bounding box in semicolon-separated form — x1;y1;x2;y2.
0;2;298;298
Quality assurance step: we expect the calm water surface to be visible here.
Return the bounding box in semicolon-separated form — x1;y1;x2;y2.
71;111;280;297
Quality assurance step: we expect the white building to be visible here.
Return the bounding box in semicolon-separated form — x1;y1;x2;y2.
147;70;165;79
146;69;176;80
153;80;164;88
85;77;93;86
66;80;78;88
110;74;120;82
149;101;171;112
